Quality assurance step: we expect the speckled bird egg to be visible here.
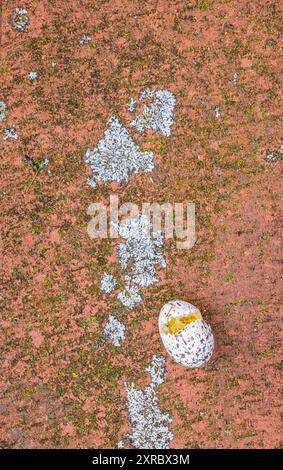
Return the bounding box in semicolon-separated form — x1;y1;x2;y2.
159;300;214;368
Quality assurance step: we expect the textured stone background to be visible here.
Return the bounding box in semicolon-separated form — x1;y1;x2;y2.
0;0;282;448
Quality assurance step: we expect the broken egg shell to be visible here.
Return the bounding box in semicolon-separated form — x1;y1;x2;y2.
159;300;214;368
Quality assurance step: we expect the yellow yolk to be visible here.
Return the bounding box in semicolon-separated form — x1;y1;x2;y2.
162;310;202;334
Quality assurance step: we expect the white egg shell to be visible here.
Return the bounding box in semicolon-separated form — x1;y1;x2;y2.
159;300;214;368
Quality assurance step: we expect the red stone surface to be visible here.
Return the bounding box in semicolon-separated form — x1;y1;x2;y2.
0;0;282;448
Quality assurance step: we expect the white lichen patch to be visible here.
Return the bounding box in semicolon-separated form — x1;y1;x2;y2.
40;158;49;169
28;71;38;80
10;7;29;32
123;384;173;449
128;97;136;113
232;71;238;85
0;101;7;122
122;355;173;449
79;35;92;45
114;215;166;289
86;177;97;188
3;126;18;140
86;117;155;186
100;272;117;293
117;282;142;309
265;144;283;162
145;355;165;386
103;314;126;347
131;89;176;137
214;105;221;119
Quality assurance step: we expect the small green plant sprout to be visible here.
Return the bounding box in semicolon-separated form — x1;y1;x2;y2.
24;156;49;192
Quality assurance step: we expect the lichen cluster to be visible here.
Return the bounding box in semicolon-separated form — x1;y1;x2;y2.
85;116;154;187
131;89;176;136
114;214;166;308
120;355;173;449
103;315;126;347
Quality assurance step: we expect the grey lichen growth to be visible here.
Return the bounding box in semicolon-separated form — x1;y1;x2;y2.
3;126;18;140
117;281;142;309
128;97;136;113
113;215;166;308
103;315;126;347
79;35;92;45
85;116;155;186
265;145;283;162
10;7;29;32
131;89;176;137
214;105;221;119
0;101;7;122
100;272;117;294
113;215;166;289
145;355;165;386
28;71;38;81
86;177;97;188
39;158;49;170
121;355;173;449
232;71;238;85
